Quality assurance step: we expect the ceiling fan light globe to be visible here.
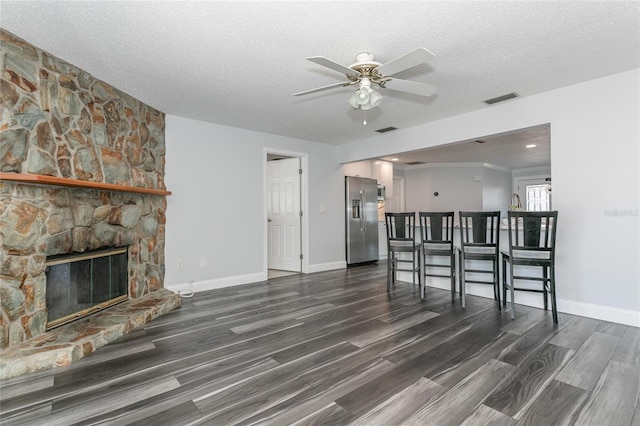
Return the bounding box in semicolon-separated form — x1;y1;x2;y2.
369;90;383;108
356;86;372;105
347;94;360;109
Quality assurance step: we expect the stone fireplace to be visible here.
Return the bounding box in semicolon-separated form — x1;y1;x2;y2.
0;29;180;377
45;246;129;329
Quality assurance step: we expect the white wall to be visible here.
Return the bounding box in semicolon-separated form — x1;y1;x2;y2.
405;165;484;215
482;166;512;216
404;163;511;218
164;116;345;292
338;69;640;326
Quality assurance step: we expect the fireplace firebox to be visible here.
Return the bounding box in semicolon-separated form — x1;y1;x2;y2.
45;247;129;329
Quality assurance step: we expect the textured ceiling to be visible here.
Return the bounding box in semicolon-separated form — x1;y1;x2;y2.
1;1;639;157
389;124;551;170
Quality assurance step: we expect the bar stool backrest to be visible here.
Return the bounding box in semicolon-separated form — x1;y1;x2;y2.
419;212;455;248
459;211;501;252
507;210;558;260
385;212;416;242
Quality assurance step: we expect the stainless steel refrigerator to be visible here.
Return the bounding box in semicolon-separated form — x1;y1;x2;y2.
345;176;379;265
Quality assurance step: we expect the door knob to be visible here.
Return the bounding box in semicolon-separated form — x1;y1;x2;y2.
267;218;272;222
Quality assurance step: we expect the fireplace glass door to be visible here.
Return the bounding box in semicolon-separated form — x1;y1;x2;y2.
45;247;128;329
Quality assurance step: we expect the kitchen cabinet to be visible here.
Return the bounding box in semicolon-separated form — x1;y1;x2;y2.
345;160;393;196
378;222;387;260
372;160;393;197
344;160;372;178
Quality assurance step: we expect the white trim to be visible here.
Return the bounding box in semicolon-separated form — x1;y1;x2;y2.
308;261;347;274
405;162;510;173
481;163;512;173
406;275;640;327
556;299;639;328
166;272;265;294
512;165;552;175
263;148;310;277
167;263;349;294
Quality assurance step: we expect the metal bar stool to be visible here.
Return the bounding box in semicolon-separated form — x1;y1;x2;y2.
458;211;501;309
502;210;559;323
418;211;456;301
385;212;422;295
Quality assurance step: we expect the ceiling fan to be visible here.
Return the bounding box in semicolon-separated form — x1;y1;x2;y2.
294;48;437;113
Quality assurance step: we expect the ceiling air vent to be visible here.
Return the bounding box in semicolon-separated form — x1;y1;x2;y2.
483;92;519;105
375;126;398;134
405;161;426;166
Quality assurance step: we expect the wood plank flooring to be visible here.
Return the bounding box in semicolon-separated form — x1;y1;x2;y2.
1;262;639;425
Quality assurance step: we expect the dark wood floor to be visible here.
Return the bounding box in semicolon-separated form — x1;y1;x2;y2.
1;262;639;425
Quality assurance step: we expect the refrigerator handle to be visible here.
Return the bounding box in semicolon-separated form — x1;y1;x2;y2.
362;191;367;232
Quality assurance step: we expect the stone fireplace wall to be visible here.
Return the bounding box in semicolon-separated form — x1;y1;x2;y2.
0;29;168;348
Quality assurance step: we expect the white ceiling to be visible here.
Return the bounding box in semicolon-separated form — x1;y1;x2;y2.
388;123;551;170
1;1;639;168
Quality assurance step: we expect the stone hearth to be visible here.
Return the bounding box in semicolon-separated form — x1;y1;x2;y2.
0;288;180;379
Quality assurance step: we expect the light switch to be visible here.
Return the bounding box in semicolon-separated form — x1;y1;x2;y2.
320;205;327;213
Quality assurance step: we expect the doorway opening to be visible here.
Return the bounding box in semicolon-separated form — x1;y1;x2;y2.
264;149;309;280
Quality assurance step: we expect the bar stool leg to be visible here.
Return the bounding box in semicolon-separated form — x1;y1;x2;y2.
386;251;391;291
550;265;558;324
450;253;455;302
502;256;508;307
460;250;466;309
543;267;549;311
494;259;501;311
509;262;516;320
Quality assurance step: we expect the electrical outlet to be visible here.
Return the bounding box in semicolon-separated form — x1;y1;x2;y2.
177;259;184;270
200;257;207;268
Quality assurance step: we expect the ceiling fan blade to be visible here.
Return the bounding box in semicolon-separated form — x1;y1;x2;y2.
383;78;438;97
375;48;435;76
306;56;360;76
294;81;353;96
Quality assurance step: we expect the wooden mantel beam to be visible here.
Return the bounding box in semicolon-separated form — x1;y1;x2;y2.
0;173;171;196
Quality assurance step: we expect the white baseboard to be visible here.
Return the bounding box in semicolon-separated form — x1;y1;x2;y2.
556;299;640;327
166;272;265;294
166;263;348;295
169;269;639;328
308;261;347;274
401;274;640;327
166;262;349;294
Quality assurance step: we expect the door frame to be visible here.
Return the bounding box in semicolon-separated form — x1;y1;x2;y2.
263;148;309;279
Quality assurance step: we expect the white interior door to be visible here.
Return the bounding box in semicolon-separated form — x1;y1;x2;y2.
267;157;301;271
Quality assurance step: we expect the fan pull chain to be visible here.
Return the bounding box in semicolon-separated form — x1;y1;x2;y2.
363;110;367;126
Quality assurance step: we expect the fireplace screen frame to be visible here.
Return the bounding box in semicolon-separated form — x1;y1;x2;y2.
45;247;130;330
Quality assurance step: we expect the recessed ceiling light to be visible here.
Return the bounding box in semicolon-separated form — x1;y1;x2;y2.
526;144;537;148
391;158;399;161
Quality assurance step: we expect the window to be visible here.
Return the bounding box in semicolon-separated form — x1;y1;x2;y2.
525;184;551;211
